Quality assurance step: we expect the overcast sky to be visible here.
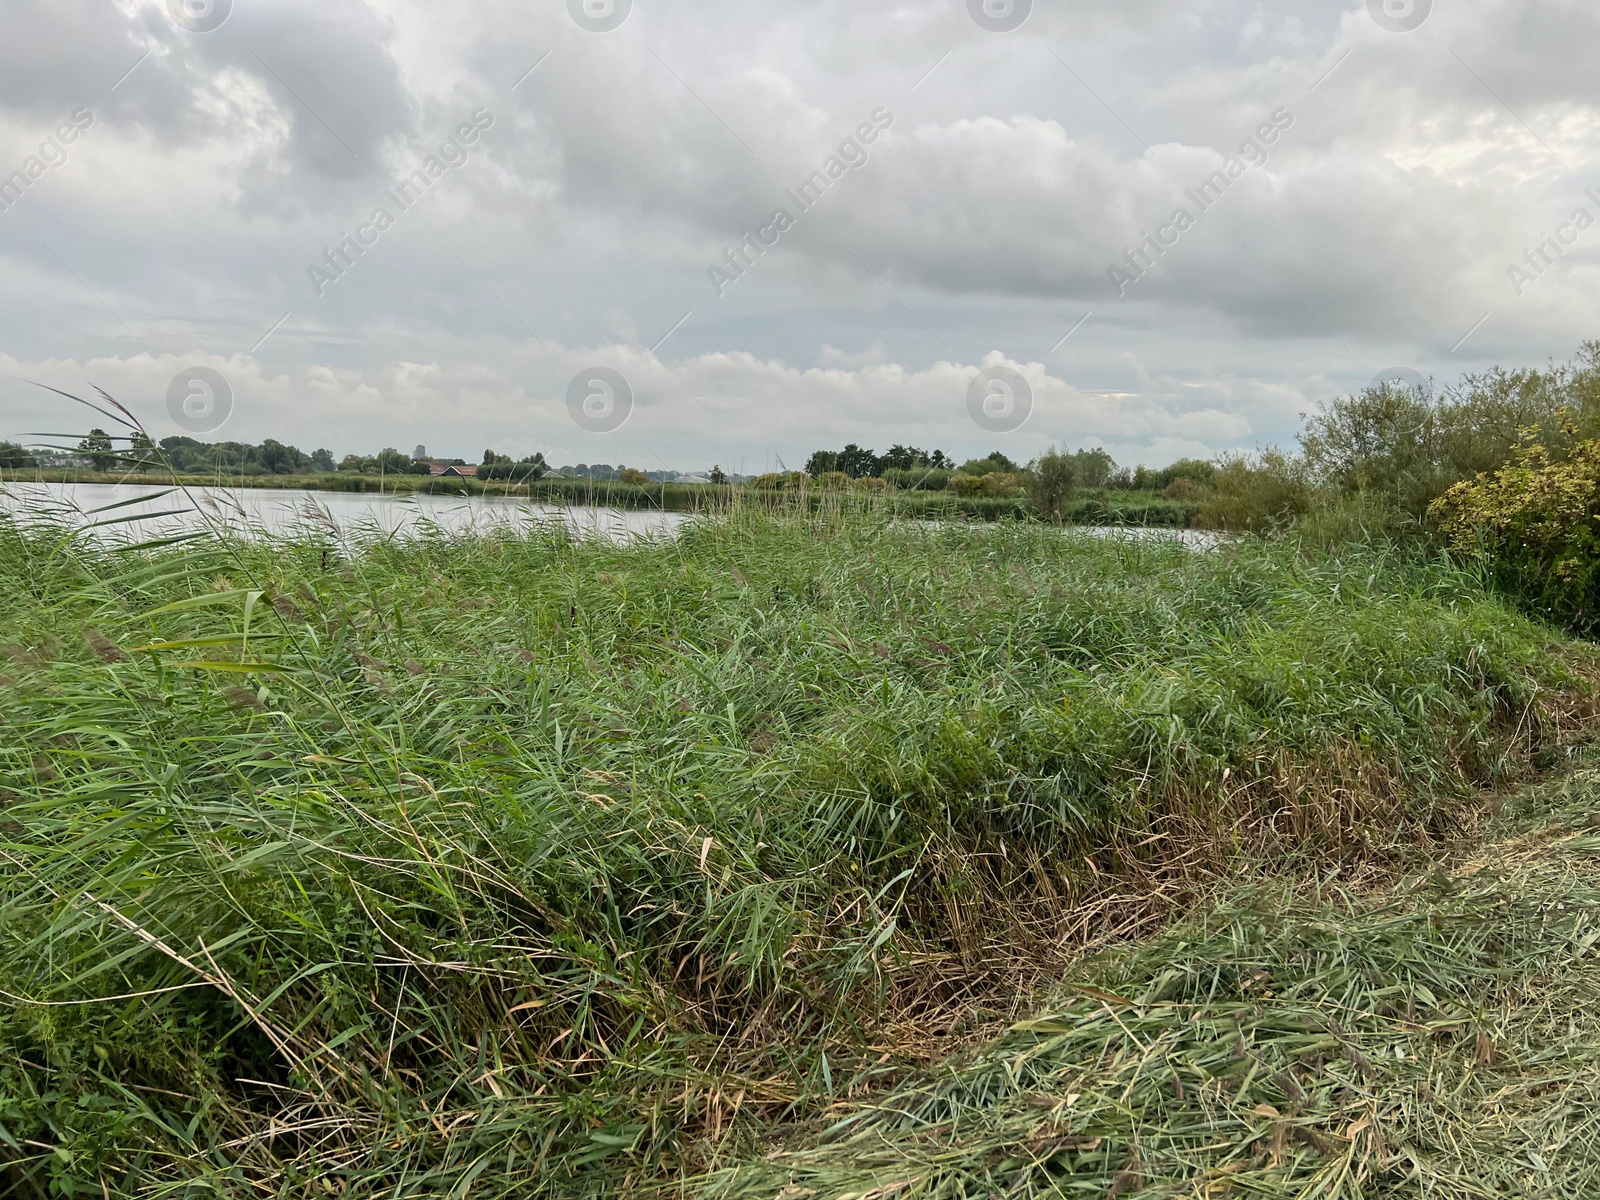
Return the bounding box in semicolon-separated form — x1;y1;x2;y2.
1;0;1595;471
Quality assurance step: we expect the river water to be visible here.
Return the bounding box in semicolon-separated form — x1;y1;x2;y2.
0;482;694;544
0;482;1223;549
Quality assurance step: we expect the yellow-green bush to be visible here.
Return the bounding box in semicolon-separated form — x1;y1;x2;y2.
751;470;807;490
1432;430;1600;635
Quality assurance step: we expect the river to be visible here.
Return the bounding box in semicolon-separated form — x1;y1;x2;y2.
0;481;1225;549
0;481;694;544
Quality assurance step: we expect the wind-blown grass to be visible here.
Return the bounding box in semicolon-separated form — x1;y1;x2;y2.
705;759;1600;1199
0;500;1593;1196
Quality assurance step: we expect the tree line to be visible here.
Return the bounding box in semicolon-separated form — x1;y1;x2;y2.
801;442;1215;492
0;435;557;479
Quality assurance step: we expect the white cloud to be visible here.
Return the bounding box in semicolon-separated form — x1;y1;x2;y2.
1;0;1597;469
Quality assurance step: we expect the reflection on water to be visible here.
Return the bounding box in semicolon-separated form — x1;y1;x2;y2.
0;482;695;545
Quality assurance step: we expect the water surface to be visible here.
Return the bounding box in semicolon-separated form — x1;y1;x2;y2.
0;482;1224;550
0;482;693;544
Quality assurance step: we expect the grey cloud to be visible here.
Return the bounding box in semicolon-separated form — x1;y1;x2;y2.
2;0;1597;469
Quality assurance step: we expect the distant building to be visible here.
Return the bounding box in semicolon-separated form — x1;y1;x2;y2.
414;444;427;460
428;463;477;477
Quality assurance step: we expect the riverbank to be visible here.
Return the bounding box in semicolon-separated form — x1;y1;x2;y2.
707;753;1600;1198
2;506;1593;1196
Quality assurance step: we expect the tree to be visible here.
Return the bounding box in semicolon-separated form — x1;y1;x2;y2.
128;430;157;473
1066;448;1117;488
959;451;1018;475
1300;382;1439;514
78;429;115;472
375;448;413;475
311;448;335;473
1160;457;1215;488
836;444;880;478
0;441;38;468
1030;448;1079;522
479;453;548;482
709;464;728;485
514;454;547;481
619;467;651;485
338;454;365;473
880;444;940;471
804;450;839;476
257;439;309;475
879;445;917;471
805;445;881;477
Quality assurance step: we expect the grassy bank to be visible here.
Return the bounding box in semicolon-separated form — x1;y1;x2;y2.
0;506;1593;1196
707;757;1600;1198
879;489;1195;526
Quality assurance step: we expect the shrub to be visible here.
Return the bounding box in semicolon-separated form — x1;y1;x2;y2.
981;471;1025;497
1064;448;1117;488
1161;457;1215;488
1197;450;1313;531
881;468;951;491
947;471;1023;498
1029;448;1079;521
1302;343;1600;523
1431;431;1600;635
958;451;1019;475
752;471;806;490
1300;382;1451;520
618;468;651;485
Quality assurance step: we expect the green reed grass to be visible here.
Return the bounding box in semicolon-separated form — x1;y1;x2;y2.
704;759;1600;1200
0;498;1592;1196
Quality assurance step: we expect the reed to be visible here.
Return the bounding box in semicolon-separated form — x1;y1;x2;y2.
0;498;1593;1196
705;757;1600;1198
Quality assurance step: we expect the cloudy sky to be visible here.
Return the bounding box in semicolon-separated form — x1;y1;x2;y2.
0;0;1595;471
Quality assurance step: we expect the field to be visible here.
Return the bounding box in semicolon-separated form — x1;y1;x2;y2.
1;499;1596;1196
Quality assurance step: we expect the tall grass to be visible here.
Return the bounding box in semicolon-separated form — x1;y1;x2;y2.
705;758;1600;1199
0;500;1593;1195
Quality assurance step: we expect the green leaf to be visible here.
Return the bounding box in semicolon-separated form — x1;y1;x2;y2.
168;660;289;674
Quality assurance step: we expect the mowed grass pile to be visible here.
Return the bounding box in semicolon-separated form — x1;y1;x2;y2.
0;501;1592;1195
708;761;1600;1199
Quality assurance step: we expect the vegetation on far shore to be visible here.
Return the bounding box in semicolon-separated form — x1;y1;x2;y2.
8;341;1600;554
